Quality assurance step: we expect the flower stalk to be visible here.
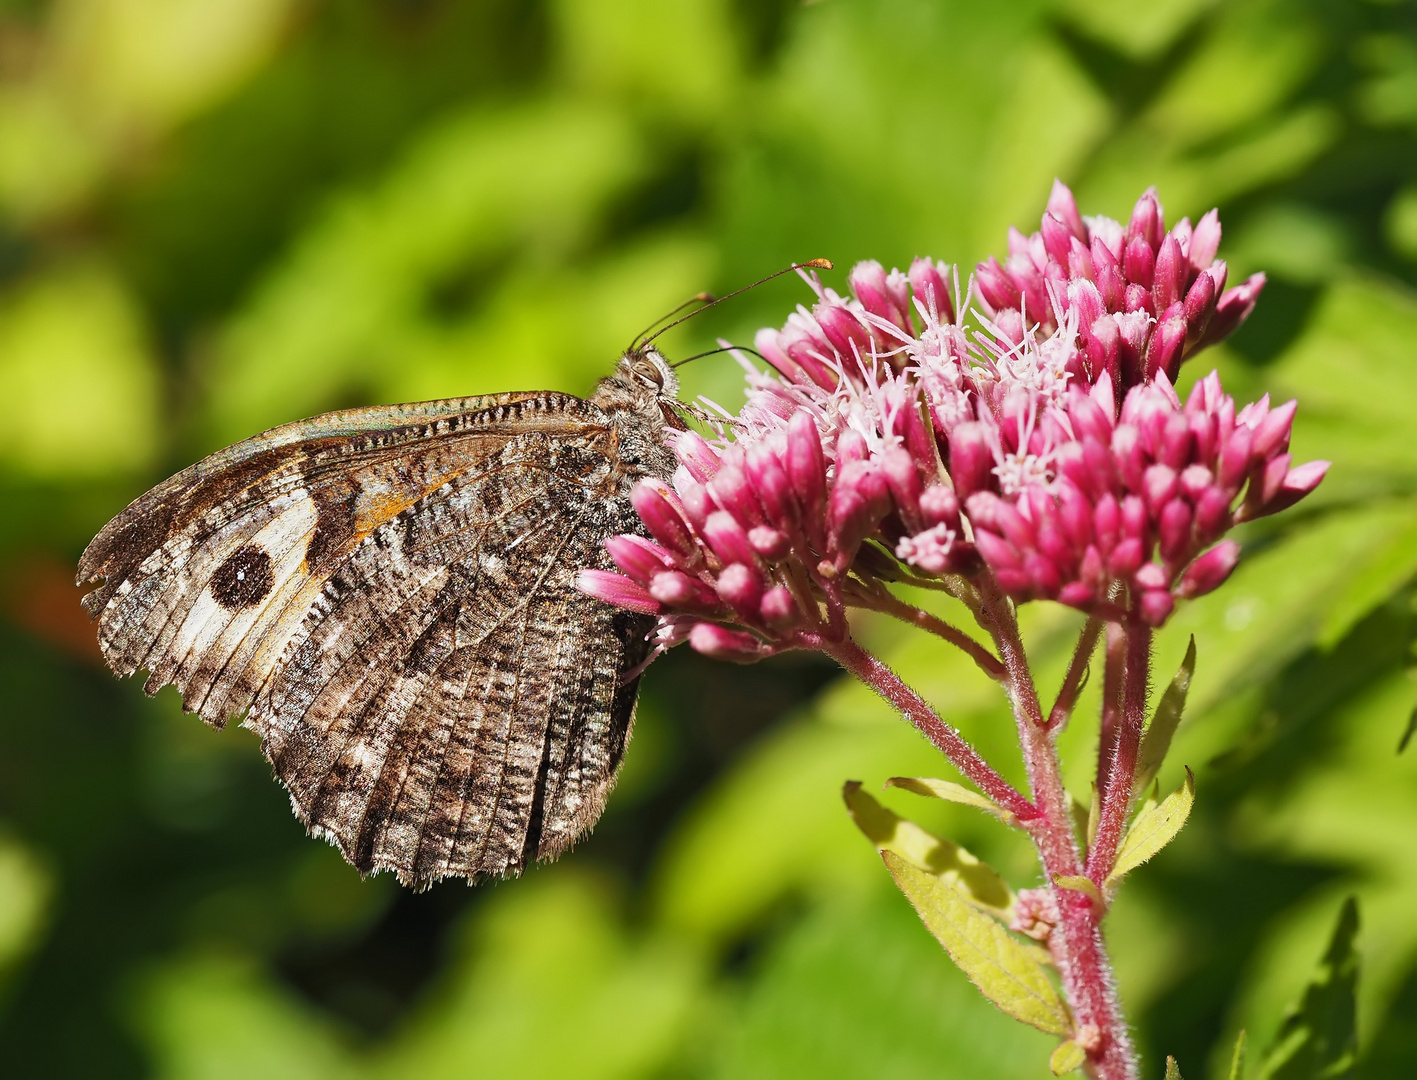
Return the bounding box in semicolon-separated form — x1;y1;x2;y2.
577;182;1327;1079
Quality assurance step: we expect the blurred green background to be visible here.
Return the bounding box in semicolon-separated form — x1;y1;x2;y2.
0;0;1415;1076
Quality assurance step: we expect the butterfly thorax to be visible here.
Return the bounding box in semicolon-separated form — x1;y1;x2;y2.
587;346;682;489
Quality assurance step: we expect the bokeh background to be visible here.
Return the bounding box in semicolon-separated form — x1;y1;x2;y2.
0;0;1415;1076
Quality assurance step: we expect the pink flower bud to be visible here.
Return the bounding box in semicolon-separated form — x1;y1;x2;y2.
1124;235;1155;291
1257;459;1329;516
851;260;912;332
631;481;697;560
689;622;765;663
1175;539;1241;598
703;510;757;567
881;447;924;525
1189;209;1222;271
1218;425;1254;490
745;445;798;533
1147;302;1188;382
786;410;827;518
1179;464;1214;499
976;256;1022;313
996;499;1037;552
1094;493;1121;553
675;430;722;483
1026;553;1063;598
1048;179;1087;240
575;569;661;615
1152;235;1186;311
1134;562;1168;591
949;422;995;498
1059;582;1095;608
1069;236;1095;281
1252;399;1298;459
837;429;869;467
918;484;959;528
754;328;807;386
1139;589;1175;626
1041;212;1074;266
1182;270;1216;347
679;483;716;531
1098;262;1126;313
909;257;956;324
649;569;720;611
974;528;1023;572
1259;452;1293;506
1128;187;1164;250
1193;486;1232;541
605;534;673;583
709;464;765;528
1121;494;1149;541
1058;483;1093;551
1108;537;1144;578
1158;498;1193;561
748;525;789;560
1112;424;1145;491
783;331;839;391
816;302;874;369
1079;544;1106;587
716;562;765;621
760;586;800;628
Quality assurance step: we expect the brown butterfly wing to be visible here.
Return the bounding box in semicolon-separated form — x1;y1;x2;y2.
79;392;658;885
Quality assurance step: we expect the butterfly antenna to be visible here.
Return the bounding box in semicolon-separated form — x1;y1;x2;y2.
643;259;833;349
631;292;716;351
670;344;769;369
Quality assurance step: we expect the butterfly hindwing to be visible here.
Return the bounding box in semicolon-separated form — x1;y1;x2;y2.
255;432;652;884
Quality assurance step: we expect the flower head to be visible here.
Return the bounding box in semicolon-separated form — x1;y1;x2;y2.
578;183;1326;653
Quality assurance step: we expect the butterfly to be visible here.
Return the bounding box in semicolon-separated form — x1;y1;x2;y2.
78;347;684;888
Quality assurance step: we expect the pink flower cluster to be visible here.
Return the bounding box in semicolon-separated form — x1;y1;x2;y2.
577;182;1329;657
977;182;1266;392
961;370;1327;626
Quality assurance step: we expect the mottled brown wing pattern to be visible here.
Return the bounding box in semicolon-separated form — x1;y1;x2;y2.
79;390;659;886
255;434;654;884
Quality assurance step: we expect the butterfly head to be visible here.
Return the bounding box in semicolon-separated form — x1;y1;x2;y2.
591;346;683;429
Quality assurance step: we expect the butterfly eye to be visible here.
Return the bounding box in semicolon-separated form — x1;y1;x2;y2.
632;357;664;389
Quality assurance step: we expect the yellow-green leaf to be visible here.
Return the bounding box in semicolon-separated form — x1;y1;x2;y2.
1054;875;1104;907
881;850;1071;1037
843;782;1013;915
1136;637;1196;794
886;776;1017;826
1165;1055;1183;1079
1229;1029;1247;1080
1050;1039;1087;1075
1105;768;1195;889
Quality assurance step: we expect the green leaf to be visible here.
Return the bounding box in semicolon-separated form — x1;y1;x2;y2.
885;776;1017;826
1136;637;1196;794
1105;768;1195;889
842;782;1013;915
1165;1055;1183;1080
880;850;1071;1037
1054;875;1104;907
1049;1039;1087;1075
1257;898;1359;1080
1229;1030;1247;1080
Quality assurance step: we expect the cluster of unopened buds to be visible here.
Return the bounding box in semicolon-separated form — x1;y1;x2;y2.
577;180;1328;653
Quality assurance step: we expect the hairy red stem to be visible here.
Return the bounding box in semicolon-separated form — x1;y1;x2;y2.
809;632;1037;822
976;584;1136;1080
1088;622;1152;883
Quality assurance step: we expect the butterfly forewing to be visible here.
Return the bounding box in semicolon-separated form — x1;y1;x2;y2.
79;383;669;886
